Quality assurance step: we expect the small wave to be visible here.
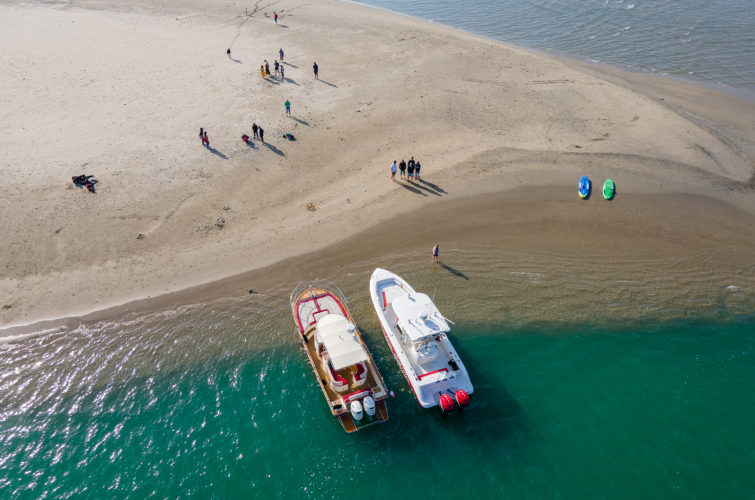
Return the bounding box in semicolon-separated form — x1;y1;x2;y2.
626;4;635;9
0;326;65;344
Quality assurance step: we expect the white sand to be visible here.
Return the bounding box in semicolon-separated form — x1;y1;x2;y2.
1;0;753;329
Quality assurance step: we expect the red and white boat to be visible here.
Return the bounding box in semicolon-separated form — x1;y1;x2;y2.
369;268;473;413
291;280;389;432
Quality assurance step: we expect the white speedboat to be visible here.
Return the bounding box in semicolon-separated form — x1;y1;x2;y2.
369;268;473;413
291;280;389;432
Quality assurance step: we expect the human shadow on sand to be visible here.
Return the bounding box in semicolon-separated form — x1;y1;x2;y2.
419;178;447;194
412;182;441;196
283;62;298;68
438;261;469;280
263;142;285;157
282;77;300;86
264;77;281;86
231;58;242;64
318;80;338;88
290;116;309;126
396;181;426;196
206;146;228;159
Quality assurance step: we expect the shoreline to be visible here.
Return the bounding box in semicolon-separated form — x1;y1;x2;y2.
1;0;753;332
345;0;755;102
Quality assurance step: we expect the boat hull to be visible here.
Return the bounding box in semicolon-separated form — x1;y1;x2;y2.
291;281;389;432
369;269;473;409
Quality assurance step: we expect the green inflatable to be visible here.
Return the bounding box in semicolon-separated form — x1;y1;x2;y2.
603;179;615;200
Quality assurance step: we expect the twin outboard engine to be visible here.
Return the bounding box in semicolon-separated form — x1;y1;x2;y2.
439;390;471;415
350;400;364;421
362;396;376;418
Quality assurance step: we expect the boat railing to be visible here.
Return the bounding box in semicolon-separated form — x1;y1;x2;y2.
290;279;352;316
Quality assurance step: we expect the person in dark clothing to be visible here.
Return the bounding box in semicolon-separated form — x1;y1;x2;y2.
313;62;319;79
252;123;259;139
274;60;280;76
259;127;265;143
399;159;406;180
414;160;421;180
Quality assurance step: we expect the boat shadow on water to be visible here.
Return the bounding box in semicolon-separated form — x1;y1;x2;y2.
355;333;529;457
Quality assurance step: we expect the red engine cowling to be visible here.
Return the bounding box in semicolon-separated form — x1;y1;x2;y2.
439;394;455;415
454;390;470;409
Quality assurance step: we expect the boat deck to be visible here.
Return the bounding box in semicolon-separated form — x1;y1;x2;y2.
301;324;386;410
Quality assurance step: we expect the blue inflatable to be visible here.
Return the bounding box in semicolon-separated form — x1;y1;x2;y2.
578;175;591;199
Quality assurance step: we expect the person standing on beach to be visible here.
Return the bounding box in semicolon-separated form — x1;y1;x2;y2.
199;128;204;144
313;62;319;80
414;159;421;180
432;243;440;263
284;99;291;116
274;60;280;76
259;126;264;143
203;131;209;148
260;65;265;78
279;48;284;62
274;11;278;24
227;48;231;59
280;64;285;80
399;159;406;180
265;60;270;76
407;160;415;182
390;161;397;181
252;123;259;140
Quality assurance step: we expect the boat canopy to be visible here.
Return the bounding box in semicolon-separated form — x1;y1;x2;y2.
316;314;368;370
392;293;450;341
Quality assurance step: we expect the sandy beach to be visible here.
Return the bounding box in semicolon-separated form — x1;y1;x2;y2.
1;0;753;332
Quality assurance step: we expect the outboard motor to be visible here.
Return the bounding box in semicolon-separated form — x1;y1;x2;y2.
362;396;376;418
454;389;470;410
439;394;455;416
350;400;364;421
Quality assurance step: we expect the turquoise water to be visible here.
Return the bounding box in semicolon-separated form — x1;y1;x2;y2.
1;249;754;498
352;0;755;95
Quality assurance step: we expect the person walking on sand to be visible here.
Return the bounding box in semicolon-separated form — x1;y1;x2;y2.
265;60;270;76
274;11;278;24
259;126;264;143
260;65;265;78
279;48;284;62
227;48;231;59
274;60;280;76
399;159;406;180
414;159;421;180
390;160;397;181
280;64;285;80
199;127;204;144
203;131;209;148
284;99;291;116
252;123;259;139
432;243;440;263
313;61;319;79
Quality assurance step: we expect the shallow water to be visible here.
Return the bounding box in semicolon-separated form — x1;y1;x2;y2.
352;0;755;95
1;248;753;497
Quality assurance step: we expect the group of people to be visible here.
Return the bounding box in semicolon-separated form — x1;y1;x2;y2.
244;122;265;143
390;157;422;182
199;128;210;147
260;49;287;80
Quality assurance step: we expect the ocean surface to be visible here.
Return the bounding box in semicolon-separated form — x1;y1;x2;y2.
352;0;755;96
1;248;754;498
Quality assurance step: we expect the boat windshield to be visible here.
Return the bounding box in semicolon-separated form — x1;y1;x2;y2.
392;293;450;341
316;314;368;370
